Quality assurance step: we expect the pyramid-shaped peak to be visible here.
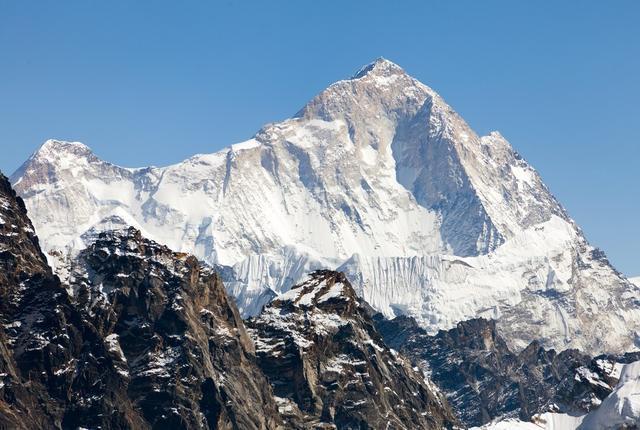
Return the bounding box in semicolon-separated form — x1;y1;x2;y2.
35;139;92;158
295;57;425;120
351;57;406;80
9;139;97;186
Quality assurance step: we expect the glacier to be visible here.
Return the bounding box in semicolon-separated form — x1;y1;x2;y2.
10;58;640;354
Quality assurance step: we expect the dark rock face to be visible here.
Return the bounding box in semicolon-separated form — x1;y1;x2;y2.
0;172;47;428
247;270;458;430
0;173;282;430
375;316;636;427
1;173;458;430
0;172;141;429
69;227;282;430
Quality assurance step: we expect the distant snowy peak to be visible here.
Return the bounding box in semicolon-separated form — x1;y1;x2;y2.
11;138;138;195
34;138;92;156
11;58;640;354
631;277;640;288
350;57;406;79
296;58;568;252
16;138;102;171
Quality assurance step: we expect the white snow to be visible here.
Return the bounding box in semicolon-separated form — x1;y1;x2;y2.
580;360;640;429
575;366;611;390
105;333;127;363
231;138;261;152
317;282;345;303
511;164;536;186
472;413;584;430
630;277;640;288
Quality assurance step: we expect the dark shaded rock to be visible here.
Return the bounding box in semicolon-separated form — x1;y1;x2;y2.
69;227;283;430
248;270;458;429
375;315;629;427
0;172;145;429
0;172;282;429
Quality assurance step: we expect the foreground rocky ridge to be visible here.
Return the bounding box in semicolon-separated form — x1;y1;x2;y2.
0;172;137;428
0;173;457;429
0;173;284;429
69;227;283;429
247;270;458;429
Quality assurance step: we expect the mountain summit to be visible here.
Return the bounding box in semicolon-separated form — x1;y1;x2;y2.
10;59;640;354
350;57;406;79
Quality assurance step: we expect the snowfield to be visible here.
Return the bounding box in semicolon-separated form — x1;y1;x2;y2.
472;413;584;430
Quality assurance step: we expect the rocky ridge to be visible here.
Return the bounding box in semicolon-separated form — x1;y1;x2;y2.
0;173;456;429
375;316;640;428
0;172;145;429
0;172;283;429
67;226;283;429
247;270;458;429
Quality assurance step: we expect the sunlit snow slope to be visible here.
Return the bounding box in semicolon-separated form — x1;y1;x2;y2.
10;58;640;353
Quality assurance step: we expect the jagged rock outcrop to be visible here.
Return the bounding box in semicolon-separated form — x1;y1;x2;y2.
578;360;640;429
0;172;145;429
375;316;640;428
69;227;283;430
247;270;458;429
0;172;283;429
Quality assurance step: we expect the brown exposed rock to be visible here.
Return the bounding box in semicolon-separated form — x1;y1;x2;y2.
248;270;458;429
0;173;282;429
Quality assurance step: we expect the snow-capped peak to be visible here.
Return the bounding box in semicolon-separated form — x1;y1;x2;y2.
11;58;640;354
34;139;93;159
351;57;406;79
10;139;101;189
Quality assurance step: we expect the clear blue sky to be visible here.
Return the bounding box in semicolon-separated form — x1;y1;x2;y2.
1;1;638;275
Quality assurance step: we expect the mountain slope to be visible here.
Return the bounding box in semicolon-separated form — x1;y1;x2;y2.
247;270;457;429
475;359;640;429
0;172;284;429
2;173;462;429
579;360;640;429
10;58;640;354
68;227;283;429
375;315;640;427
0;173;149;429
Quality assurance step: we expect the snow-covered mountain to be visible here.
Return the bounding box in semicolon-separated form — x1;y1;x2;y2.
10;58;640;354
